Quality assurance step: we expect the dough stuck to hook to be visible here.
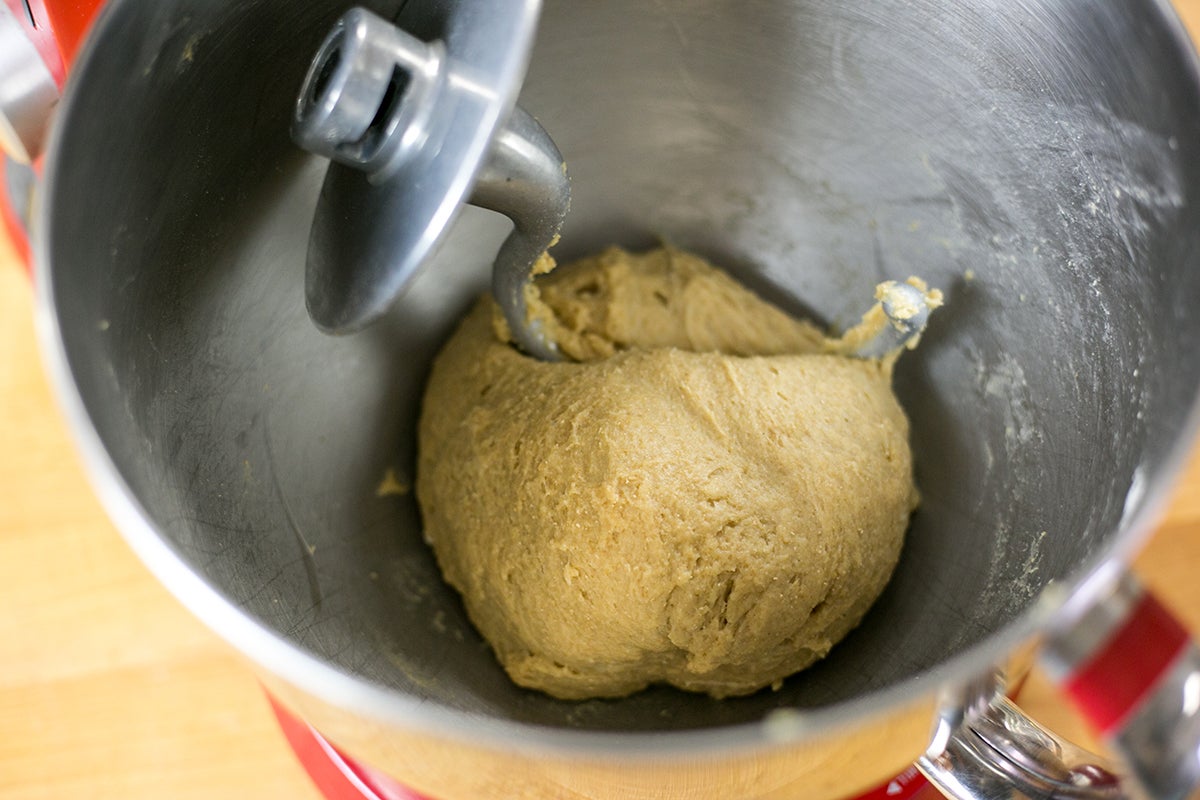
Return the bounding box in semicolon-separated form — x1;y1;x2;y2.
829;277;944;360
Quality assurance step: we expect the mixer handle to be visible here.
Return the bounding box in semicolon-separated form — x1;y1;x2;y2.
919;570;1200;800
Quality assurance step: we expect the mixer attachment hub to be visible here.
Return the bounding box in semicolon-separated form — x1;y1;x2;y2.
292;3;568;361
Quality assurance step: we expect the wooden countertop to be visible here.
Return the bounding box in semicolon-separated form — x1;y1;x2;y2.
3;9;1200;795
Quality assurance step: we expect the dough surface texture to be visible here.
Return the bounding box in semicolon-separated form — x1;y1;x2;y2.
417;247;921;699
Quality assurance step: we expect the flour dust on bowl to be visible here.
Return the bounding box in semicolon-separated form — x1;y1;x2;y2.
35;0;1200;798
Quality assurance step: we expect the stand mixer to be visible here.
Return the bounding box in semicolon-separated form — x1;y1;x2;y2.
11;1;1200;798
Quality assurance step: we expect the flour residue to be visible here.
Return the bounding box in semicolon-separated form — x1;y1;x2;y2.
976;351;1038;455
968;350;1048;623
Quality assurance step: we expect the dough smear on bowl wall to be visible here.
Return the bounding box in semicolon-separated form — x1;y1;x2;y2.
417;246;940;700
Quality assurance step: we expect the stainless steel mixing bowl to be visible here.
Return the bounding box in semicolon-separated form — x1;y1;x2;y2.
35;0;1200;797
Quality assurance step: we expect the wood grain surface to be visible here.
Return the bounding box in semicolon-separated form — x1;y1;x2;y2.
3;5;1200;797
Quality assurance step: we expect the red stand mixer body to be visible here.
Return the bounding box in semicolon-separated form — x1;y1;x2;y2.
0;0;99;262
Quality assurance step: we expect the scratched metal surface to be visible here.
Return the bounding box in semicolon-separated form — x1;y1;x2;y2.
37;0;1200;748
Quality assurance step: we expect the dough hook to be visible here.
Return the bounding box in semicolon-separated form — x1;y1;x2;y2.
292;4;568;361
846;279;943;359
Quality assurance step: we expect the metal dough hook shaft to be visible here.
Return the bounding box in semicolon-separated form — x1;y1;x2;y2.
471;108;568;361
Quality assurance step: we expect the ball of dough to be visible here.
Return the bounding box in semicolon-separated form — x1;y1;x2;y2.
416;247;919;699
